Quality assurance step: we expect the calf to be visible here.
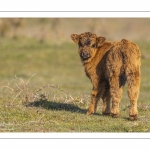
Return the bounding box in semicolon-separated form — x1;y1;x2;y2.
71;32;141;120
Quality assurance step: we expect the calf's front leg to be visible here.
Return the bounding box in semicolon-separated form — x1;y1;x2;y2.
86;89;100;115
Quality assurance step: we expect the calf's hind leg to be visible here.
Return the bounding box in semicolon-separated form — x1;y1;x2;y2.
102;89;111;115
109;75;123;118
126;71;140;121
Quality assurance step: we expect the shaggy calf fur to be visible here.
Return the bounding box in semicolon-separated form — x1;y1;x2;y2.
71;32;141;120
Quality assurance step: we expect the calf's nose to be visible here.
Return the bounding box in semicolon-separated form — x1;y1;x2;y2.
81;52;89;59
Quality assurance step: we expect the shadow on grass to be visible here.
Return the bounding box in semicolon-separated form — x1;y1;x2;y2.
26;99;87;114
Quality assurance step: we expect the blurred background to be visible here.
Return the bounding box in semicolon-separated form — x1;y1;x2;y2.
1;18;150;42
0;18;150;99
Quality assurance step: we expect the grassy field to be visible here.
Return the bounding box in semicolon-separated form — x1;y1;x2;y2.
0;36;150;132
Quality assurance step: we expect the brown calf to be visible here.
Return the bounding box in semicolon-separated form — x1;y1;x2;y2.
71;32;141;120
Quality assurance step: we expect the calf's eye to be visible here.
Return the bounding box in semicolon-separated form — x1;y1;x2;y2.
78;41;83;47
92;44;96;48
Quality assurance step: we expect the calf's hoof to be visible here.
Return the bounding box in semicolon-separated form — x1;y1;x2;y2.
110;113;119;118
129;114;138;121
86;110;94;115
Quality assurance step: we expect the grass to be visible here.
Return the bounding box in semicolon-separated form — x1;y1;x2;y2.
0;37;150;132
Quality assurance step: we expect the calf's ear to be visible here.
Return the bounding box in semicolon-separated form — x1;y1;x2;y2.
97;37;106;47
71;34;79;44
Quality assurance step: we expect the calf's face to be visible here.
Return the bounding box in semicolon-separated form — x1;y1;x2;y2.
71;32;105;62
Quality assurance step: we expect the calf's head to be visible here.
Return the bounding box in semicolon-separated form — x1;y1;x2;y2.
71;32;106;62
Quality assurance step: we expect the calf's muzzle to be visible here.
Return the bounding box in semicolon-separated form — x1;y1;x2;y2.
81;51;90;59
